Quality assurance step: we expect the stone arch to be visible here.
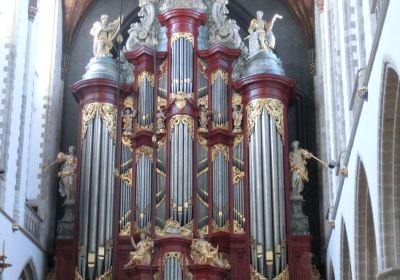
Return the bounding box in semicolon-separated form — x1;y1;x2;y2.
340;220;352;280
18;259;38;280
378;64;400;274
354;159;378;279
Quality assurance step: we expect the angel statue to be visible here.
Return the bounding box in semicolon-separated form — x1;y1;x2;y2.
45;146;78;202
211;0;229;27
247;11;282;53
198;105;211;132
289;141;311;197
191;231;230;268
124;232;154;267
90;14;120;58
232;104;243;132
156;106;166;133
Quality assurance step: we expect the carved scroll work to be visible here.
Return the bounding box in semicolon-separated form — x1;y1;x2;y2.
246;98;284;142
82;102;117;142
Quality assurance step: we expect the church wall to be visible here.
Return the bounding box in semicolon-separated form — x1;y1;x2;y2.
0;0;64;276
318;0;400;278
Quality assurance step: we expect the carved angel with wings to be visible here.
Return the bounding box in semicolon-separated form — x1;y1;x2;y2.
90;14;121;58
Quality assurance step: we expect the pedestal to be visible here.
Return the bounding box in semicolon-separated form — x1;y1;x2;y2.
189;264;228;280
55;239;75;280
290;196;309;235
288;235;312;280
124;265;159;280
56;201;75;239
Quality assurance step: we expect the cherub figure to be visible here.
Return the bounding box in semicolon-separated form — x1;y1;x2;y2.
125;232;154;267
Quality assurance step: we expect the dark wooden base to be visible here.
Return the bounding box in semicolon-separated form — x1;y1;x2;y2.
289;235;312;280
124;265;159;280
189;264;228;280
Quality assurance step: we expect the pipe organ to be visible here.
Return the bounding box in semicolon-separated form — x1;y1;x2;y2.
60;1;313;279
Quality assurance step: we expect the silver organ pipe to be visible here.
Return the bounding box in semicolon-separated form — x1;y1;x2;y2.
248;101;287;278
78;106;115;279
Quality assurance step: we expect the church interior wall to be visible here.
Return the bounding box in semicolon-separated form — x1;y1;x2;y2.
321;0;400;278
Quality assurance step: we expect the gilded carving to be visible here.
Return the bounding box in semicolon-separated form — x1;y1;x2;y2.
246;98;284;141
211;69;228;85
170;115;194;139
232;93;242;106
232;166;244;184
138;71;155;87
212;144;229;161
96;268;112;280
233;134;244;147
198;136;208;151
75;268;84;280
120;222;131;236
272;266;289;280
197;95;208;107
170;92;193;110
122;96;136;150
82;102;117;141
120;168;133;186
191;231;230;268
250;266;267;280
125;232;154;267
171;32;194;45
233;220;245;234
163;252;183;266
156;219;193;237
212;122;229;130
211;220;230;233
136;145;154;162
158;96;167;109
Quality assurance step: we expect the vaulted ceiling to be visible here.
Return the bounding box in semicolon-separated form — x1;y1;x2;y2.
62;0;314;71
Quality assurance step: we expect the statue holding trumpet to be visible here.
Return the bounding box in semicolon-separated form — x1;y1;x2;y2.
45;146;77;202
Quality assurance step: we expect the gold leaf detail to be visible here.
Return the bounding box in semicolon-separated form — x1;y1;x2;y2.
232;93;242;106
233;134;244;147
232;166;244;184
138;71;155;87
212;144;229;161
170;115;194;139
170;92;193;110
120;168;132;186
233;220;245;234
82;103;117;142
211;69;228;85
197;95;208;107
171;32;194;45
158;96;167;110
198;136;208;150
246;98;284;142
120;221;131;236
136;145;153;162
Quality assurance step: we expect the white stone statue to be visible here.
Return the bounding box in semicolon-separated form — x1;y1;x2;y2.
159;0;206;12
247;11;282;55
90;15;120;58
45;146;78;202
209;0;242;48
211;0;229;27
156;106;166;133
289;141;310;197
126;0;156;50
232;104;243;132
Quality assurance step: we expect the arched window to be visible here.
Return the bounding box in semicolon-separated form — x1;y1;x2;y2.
341;220;352;280
19;260;38;280
355;160;378;279
378;65;400;271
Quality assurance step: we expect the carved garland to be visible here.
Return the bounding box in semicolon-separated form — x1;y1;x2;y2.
120;168;133;186
233;134;244;147
158;96;167;110
171;32;194;45
136;145;154;162
232;166;244;184
170;92;193;110
138;71;155;87
246;98;284;141
170;115;194;139
211;144;229;161
211;69;229;85
82;102;117;142
197;95;208;107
